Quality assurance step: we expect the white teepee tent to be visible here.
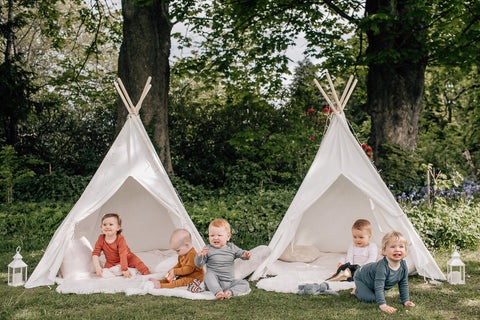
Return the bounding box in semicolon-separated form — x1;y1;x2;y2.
251;73;445;281
26;77;205;288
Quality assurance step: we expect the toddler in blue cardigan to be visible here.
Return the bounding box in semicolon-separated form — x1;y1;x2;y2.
353;231;415;313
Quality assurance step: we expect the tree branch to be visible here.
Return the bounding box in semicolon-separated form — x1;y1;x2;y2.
320;0;359;24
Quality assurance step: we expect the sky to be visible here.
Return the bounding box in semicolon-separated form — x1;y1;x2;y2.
170;22;317;86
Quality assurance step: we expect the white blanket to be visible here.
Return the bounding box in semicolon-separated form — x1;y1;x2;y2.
56;274;242;300
256;252;355;294
56;245;270;299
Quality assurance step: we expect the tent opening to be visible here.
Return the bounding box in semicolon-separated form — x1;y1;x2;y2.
75;176;176;253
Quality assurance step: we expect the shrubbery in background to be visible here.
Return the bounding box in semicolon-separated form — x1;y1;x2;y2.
1;177;479;254
405;203;480;250
0;201;72;252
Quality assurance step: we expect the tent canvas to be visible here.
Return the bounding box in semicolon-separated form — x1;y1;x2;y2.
25;78;205;288
251;74;445;282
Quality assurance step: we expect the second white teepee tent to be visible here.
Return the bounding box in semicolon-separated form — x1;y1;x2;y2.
251;74;445;281
26;78;205;288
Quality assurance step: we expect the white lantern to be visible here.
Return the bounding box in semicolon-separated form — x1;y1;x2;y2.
447;249;465;285
8;246;28;287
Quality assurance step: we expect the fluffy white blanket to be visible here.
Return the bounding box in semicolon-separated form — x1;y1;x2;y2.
56;245;270;300
56;274;242;300
256;252;355;294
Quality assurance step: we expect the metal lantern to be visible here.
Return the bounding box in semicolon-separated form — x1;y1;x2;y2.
447;249;465;285
8;246;28;287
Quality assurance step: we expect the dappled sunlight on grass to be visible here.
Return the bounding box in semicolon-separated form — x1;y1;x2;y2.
462;298;480;307
438;286;462;295
13;309;42;319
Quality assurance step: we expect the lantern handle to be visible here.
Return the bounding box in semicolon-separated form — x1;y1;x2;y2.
16;246;21;254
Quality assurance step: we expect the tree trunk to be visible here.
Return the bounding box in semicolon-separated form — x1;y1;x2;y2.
118;0;173;174
365;0;427;168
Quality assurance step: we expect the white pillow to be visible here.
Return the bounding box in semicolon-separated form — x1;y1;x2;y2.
279;245;321;263
136;249;177;273
60;237;96;280
234;245;271;280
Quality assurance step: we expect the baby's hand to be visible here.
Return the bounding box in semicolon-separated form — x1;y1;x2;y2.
95;267;103;277
242;251;251;259
198;247;210;257
122;269;132;278
379;304;397;313
404;301;415;307
167;269;175;280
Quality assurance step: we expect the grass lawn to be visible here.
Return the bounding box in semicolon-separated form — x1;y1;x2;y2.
1;249;480;319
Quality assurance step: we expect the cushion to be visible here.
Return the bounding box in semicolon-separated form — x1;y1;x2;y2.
279;245;321;263
234;245;271;280
136;249;177;273
60;236;96;280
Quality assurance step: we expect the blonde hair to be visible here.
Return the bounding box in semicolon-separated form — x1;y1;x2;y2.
101;213;122;234
381;231;407;251
209;218;231;234
352;219;371;234
170;229;192;247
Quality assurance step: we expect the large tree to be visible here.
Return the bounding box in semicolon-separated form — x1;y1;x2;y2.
186;0;480;170
118;0;173;173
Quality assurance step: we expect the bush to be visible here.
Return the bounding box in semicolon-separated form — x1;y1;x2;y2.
2;183;479;255
14;173;91;202
404;202;480;250
0;201;72;252
186;188;296;249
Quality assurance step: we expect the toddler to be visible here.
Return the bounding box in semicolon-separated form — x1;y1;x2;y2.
353;231;415;313
148;229;204;290
194;218;251;300
92;213;150;278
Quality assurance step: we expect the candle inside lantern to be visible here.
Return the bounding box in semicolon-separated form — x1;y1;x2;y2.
450;271;461;284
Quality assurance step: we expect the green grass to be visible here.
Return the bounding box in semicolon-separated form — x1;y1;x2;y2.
1;249;480;319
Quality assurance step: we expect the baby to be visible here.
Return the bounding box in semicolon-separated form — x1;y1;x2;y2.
353;231;415;313
194;218;251;300
148;229;204;290
330;219;378;283
345;219;378;266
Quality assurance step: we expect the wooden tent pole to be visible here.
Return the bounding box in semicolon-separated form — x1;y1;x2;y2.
114;81;135;115
117;78;136;112
326;72;342;113
313;78;338;113
342;79;358;109
135;76;152;112
339;75;354;108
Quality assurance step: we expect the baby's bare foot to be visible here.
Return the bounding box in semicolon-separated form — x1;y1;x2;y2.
224;291;232;299
216;292;225;300
148;278;161;289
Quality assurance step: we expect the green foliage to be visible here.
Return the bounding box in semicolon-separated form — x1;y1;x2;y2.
0;59;38;145
169;63;322;190
0;145;35;203
1;0;120;178
185;187;296;249
14;173;91;202
380;142;424;193
419;66;480;180
0;201;72;252
18;93;117;176
405;202;480;250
